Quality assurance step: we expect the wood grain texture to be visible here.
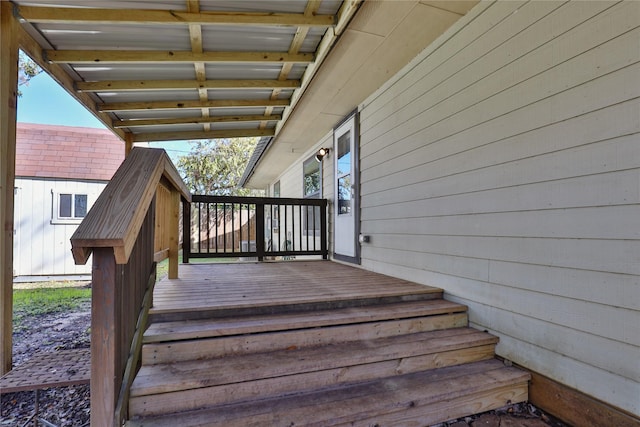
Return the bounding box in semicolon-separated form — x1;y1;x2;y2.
90;248;120;426
47;50;315;64
529;370;640;427
134;328;495;396
130;335;496;416
0;1;19;375
19;6;335;27
150;261;442;318
126;359;529;427
71;147;188;265
144;299;467;343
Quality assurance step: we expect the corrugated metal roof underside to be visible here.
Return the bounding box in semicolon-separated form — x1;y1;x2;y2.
14;0;349;143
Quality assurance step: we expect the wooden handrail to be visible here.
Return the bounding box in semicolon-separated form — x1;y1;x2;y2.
69;147;189;426
71;147;190;265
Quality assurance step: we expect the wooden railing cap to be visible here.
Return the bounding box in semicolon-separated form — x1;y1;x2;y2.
71;147;189;265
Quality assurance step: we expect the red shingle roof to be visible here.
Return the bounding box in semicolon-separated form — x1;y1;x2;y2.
15;123;124;181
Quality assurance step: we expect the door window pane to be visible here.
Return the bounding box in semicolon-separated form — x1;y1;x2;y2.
337;132;351;176
337;175;351;215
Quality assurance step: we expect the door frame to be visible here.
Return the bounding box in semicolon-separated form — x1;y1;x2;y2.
332;110;360;264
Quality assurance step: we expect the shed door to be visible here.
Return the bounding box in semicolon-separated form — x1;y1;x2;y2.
333;113;359;263
13;186;20;276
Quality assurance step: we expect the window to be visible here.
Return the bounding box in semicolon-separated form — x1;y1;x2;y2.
303;156;322;235
52;192;88;224
303;156;321;199
273;181;281;198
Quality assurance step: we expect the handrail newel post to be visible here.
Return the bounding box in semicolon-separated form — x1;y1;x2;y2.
182;196;191;264
90;247;120;427
168;189;180;279
70;148;190;426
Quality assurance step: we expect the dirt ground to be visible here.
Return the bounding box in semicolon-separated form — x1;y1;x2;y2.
1;282;568;427
1;295;91;426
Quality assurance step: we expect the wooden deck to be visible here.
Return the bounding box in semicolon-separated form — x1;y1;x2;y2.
150;260;442;320
127;259;531;426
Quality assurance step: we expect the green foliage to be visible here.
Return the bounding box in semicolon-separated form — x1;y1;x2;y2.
177;138;262;196
18;50;42;97
13;286;91;330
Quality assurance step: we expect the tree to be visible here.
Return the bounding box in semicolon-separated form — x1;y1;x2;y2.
18;51;42;96
177;137;262;196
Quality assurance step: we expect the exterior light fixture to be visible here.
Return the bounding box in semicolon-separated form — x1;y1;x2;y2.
315;147;330;162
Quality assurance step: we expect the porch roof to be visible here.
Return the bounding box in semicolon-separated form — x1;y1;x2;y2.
11;0;478;187
11;0;360;145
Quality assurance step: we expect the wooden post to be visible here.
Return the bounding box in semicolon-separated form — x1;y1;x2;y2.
168;189;179;279
124;132;134;156
0;2;19;375
90;248;121;427
182;196;191;264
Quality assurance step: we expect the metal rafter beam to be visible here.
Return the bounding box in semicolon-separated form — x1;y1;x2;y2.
98;99;289;112
131;128;274;143
76;79;300;92
46;50;314;64
114;114;282;128
17;6;335;27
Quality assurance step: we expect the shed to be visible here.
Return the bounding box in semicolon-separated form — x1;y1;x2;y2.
13;123;124;277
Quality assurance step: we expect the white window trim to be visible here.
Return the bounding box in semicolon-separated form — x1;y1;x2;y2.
51;191;89;225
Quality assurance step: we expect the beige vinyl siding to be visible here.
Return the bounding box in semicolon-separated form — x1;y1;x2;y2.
358;0;640;416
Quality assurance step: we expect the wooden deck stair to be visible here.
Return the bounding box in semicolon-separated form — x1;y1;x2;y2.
127;282;529;426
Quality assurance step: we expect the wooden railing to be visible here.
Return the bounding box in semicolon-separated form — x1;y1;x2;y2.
70;147;190;427
184;195;328;262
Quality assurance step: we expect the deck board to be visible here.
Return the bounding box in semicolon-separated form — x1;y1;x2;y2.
150;261;441;317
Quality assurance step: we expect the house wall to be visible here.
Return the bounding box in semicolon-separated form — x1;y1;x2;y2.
355;0;639;416
271;132;334;254
13;177;106;276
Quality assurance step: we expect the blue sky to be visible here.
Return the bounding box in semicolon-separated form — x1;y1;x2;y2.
18;71;192;162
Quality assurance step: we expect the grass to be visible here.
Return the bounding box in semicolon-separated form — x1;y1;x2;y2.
13;285;91;331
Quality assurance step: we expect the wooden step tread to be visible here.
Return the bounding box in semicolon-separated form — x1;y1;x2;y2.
127;359;530;427
144;299;467;343
149;288;443;322
132;328;496;397
141;311;468;365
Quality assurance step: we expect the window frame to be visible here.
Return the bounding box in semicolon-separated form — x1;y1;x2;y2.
273;180;281;198
302;155;322;236
302;155;322;199
51;191;89;225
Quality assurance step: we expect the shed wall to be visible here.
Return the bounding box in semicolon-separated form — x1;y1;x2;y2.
13;177;106;276
356;0;639;416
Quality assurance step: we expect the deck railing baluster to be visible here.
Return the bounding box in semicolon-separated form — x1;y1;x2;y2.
187;195;327;260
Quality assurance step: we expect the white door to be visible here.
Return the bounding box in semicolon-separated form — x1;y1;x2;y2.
333;114;359;261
